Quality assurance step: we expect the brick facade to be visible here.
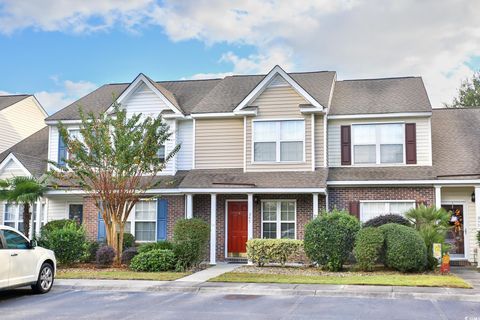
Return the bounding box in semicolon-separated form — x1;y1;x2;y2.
82;195;186;241
192;193;326;261
328;186;435;212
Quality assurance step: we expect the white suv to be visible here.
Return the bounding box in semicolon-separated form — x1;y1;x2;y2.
0;225;56;293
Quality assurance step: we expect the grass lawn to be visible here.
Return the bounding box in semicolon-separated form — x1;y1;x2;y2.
57;267;190;281
210;269;471;288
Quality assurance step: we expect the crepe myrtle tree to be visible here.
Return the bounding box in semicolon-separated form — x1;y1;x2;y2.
50;102;179;264
0;176;46;238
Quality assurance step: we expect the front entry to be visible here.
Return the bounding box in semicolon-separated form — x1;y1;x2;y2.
441;204;465;257
227;201;248;257
69;204;83;225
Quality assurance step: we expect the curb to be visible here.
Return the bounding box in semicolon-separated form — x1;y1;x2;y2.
54;281;480;302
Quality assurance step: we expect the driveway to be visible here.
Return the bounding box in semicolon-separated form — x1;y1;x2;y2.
1;287;479;320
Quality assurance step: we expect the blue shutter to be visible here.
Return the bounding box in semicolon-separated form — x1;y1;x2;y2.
98;211;106;241
58;133;67;167
157;199;168;241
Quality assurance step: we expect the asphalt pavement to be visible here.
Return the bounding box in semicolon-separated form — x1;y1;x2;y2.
1;287;479;320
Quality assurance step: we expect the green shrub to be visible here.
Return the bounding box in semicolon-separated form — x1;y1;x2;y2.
121;247;138;266
477;231;480;247
405;205;451;270
38;220;88;265
379;223;427;272
304;210;360;271
96;245;116;267
246;239;304;267
130;249;176;272
353;227;384;271
122;233;135;250
363;214;411;228
41;219;75;233
173;218;210;271
82;240;101;263
138;241;173;254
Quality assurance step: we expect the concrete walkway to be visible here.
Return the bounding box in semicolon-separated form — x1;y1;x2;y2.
175;263;242;282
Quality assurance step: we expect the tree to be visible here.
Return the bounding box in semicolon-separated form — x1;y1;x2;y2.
0;176;46;238
445;71;480;108
50;103;179;264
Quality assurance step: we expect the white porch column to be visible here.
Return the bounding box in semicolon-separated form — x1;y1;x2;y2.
35;199;41;236
435;186;442;209
186;194;193;219
312;193;319;218
475;187;480;268
210;194;217;265
247;194;253;240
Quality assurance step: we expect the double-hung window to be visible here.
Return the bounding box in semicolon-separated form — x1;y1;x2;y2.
125;200;157;242
66;129;84;160
261;200;296;239
3;203;24;231
253;120;304;162
360;201;415;222
352;123;404;165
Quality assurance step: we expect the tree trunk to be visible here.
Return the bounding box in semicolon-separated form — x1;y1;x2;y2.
23;203;31;239
116;226;124;266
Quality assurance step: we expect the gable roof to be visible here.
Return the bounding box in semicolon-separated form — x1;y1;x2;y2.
0;94;30;111
330;77;431;115
432;108;480;179
0;127;49;178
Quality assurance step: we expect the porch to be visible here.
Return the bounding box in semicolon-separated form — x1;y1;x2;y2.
186;191;326;264
435;185;480;263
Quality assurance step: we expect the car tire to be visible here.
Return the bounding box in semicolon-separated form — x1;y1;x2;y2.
31;262;54;294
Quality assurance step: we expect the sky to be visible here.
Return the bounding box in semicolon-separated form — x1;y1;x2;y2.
0;0;479;115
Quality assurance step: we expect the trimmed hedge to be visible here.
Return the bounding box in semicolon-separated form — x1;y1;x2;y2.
304;210;360;271
353;227;384;271
363;214;411;228
246;239;304;267
173;218;209;271
379;223;427;272
130;249;176;272
138;241;174;254
38;220;88;265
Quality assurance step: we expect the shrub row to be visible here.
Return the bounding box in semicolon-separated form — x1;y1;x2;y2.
246;239;304;266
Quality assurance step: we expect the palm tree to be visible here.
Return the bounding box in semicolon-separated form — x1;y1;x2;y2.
0;176;47;238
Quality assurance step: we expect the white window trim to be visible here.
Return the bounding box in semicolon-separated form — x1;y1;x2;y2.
359;200;416;222
260;199;297;239
126;200;157;243
3;202;23;230
351;122;406;166
252;119;306;164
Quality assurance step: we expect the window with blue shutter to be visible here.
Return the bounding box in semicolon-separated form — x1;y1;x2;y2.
157;199;168;241
58;133;67;167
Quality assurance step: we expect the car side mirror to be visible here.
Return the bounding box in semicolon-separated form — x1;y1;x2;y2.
29;240;37;249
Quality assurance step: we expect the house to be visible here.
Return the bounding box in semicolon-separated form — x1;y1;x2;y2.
1;66;479;265
0;127;49;235
0;94;47;153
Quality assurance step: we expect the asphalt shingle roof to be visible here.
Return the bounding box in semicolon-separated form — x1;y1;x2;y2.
327;166;435;181
0;127;49;178
179;168;328;188
0;94;30;111
330;77;431;115
432;108;480;179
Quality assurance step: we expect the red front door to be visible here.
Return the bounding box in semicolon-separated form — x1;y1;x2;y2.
227;201;248;256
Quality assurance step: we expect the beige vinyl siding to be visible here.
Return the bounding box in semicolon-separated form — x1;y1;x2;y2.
195;118;243;169
246;86;312;172
441;187;477;262
0;158;27;179
0;96;46;153
123;83;170;117
327;117;432;167
46;196;84;222
315;115;325;167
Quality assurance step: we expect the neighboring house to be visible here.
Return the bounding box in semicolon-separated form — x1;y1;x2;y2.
0;127;49;236
7;66;479;265
0;94;47;153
